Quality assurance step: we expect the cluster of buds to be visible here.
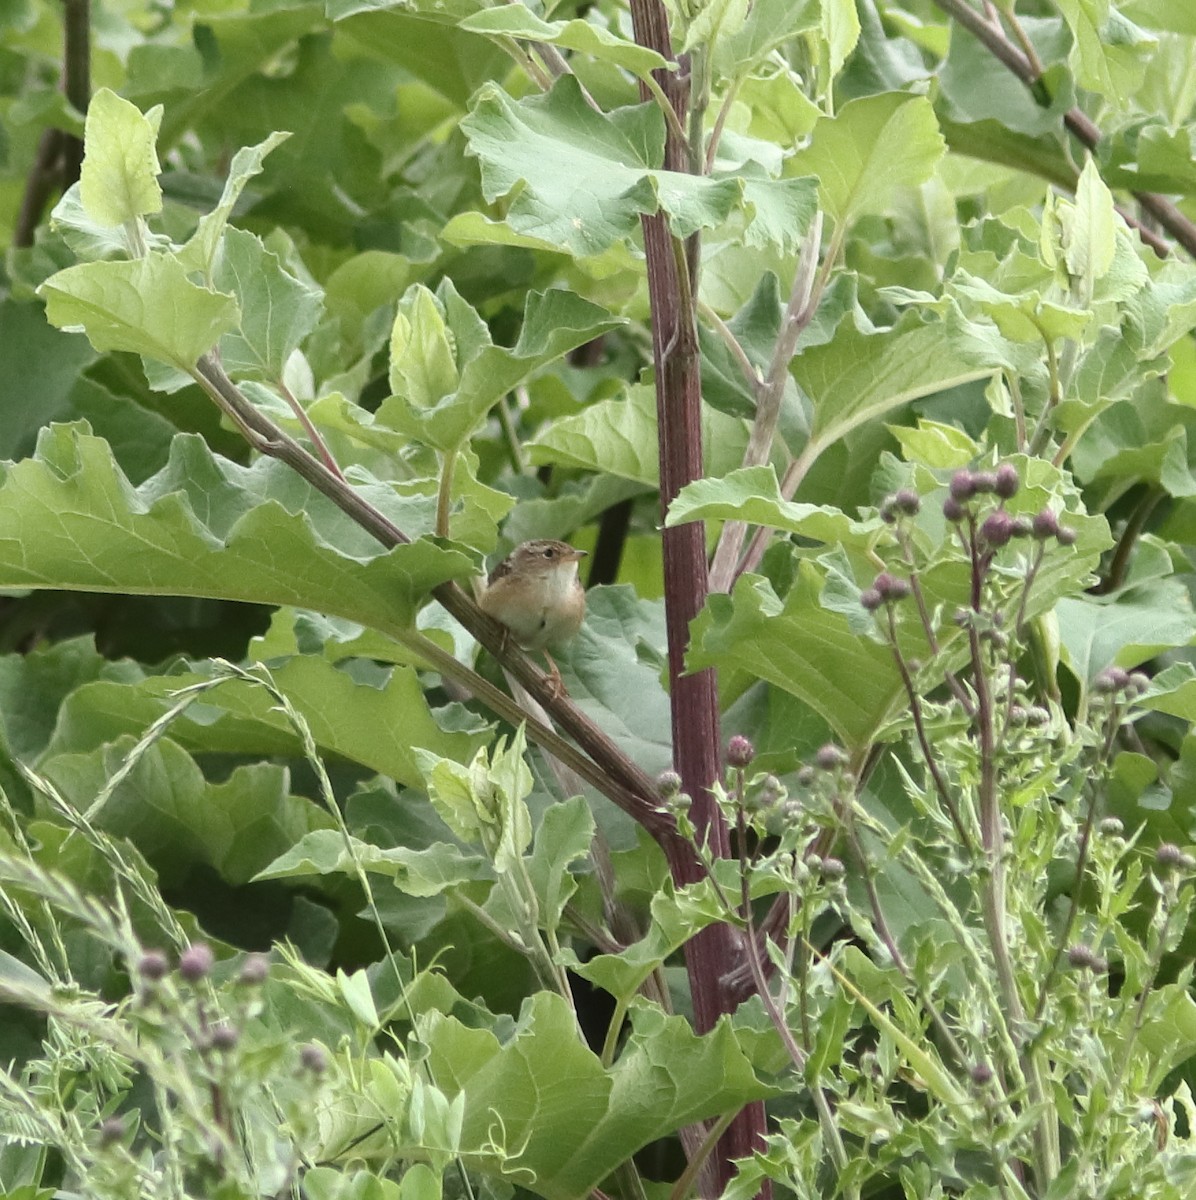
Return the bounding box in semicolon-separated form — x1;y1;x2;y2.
1093;666;1150;697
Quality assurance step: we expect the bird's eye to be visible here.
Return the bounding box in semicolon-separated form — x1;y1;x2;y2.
542;546;556;559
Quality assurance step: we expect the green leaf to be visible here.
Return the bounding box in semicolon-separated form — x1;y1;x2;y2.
667;465;880;548
379;285;625;451
78;87;163;229
525;796;594;933
43;741;333;887
40;255;240;371
795;310;1007;449
459;7;669;79
1056;576;1196;685
788;93;945;229
0;425;474;632
424;992;777;1200
255;828;486;896
461;76;816;257
178;131;291;275
215;227;325;380
1062;158;1117;298
45;655;484;791
1055;0;1155;104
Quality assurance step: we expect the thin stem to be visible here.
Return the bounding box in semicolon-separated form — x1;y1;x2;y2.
498;391;530;474
279;381;344;480
436;444;458;539
883;604;976;849
709;213;823;592
667;1110;739;1200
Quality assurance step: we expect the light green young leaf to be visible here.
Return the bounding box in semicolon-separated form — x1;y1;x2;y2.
887;419;981;469
379;286;624;452
1055;0;1154;104
525;796;594;933
40;255;239;371
79;87;163;229
461;75;816;257
788;93;945;228
215;227;325;380
667;465;880;548
1062;157;1117;299
822;0;861;80
178;130;291;274
460;6;669;79
389;285;460;407
255;828;486;897
714;0;819;81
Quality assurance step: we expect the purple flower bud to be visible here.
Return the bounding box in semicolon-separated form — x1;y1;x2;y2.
1098;817;1124;836
209;1023;239;1052
1094;667;1129;694
860;588;884;612
727;735;755;768
99;1116;125;1148
138;950;170;983
1129;672;1150;696
819;856;846;879
980;510;1015;548
893;488;921;515
1032;509;1059;540
1157;843;1185;868
874;572;911;602
1056;525;1077;546
943;496;966;522
970;1062;993;1087
950;470;976;501
178;942;214;983
300;1043;329;1075
814;744;847;771
239;954;270;986
994;463;1020;499
971;471;998;494
657;770;682;798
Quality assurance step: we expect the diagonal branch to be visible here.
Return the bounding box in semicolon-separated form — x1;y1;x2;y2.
191;354;677;840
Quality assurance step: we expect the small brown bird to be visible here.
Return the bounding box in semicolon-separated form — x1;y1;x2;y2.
479;539;587;695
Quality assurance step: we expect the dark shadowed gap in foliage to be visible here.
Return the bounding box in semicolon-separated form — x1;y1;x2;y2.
0;593;272;662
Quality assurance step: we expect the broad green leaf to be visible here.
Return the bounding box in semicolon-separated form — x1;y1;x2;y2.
795;309;1006;449
40;255;240;371
459;7;669;79
42;741;333;887
461;76;817;257
1055;576;1196;685
424;992;777;1200
887;419;981;469
215;227;325;380
528;384;755;486
178;131;291;275
78;88;163;229
44;655;484;790
524;796;594;933
0;425;474;631
667;465;880;548
788;93;945;228
255;828;486;896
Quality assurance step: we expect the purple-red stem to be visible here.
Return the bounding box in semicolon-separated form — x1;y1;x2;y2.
626;0;768;1191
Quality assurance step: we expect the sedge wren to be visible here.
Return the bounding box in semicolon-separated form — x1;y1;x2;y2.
479;539;587;693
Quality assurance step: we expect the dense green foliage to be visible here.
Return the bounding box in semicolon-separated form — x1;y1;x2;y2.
5;0;1196;1197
